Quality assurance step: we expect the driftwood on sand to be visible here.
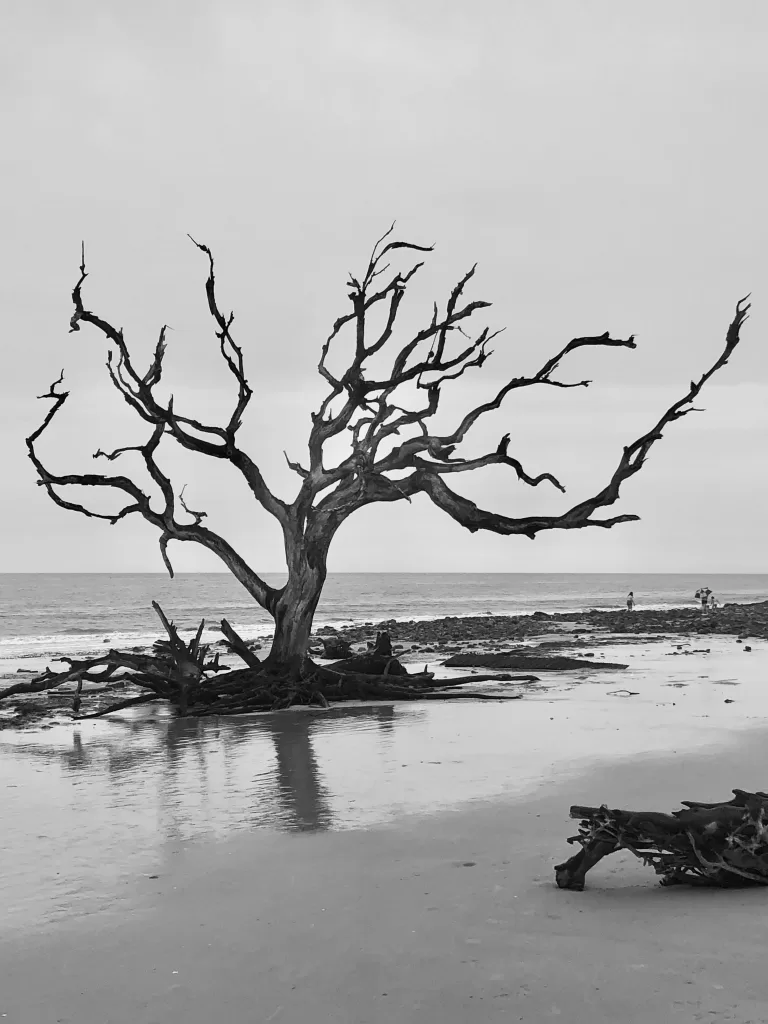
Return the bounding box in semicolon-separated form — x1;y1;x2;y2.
0;610;523;722
443;652;628;670
555;790;768;890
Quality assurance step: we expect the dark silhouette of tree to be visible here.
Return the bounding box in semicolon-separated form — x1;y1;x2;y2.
27;227;749;677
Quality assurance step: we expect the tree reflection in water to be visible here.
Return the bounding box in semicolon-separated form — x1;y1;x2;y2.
3;703;416;840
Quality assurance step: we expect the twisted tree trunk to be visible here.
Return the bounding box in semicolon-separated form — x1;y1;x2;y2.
264;527;329;677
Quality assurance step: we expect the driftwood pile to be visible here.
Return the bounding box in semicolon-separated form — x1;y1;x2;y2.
555;789;768;890
0;605;524;722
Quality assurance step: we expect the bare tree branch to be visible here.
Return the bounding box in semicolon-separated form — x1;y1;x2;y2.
284;451;309;479
412;470;639;539
187;235;253;433
178;484;206;525
310;295;749;541
26;371;281;612
66;242;290;527
410;452;566;492
442;331;638;445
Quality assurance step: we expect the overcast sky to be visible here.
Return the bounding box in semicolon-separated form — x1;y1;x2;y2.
2;0;767;575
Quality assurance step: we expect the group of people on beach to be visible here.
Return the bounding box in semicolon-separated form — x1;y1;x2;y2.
625;588;719;612
695;586;718;610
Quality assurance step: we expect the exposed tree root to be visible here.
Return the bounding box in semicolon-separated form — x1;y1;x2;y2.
555;789;768;890
0;610;526;722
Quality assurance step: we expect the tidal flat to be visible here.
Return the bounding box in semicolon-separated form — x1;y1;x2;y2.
1;629;767;1022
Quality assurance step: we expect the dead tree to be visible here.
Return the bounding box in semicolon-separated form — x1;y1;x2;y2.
27;227;749;684
0;604;523;720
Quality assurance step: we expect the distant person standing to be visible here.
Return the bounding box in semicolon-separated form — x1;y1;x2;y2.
709;593;718;609
626;591;635;612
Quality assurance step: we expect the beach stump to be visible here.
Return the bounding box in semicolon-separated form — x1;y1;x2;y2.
327;652;408;677
369;631;393;657
317;637;354;660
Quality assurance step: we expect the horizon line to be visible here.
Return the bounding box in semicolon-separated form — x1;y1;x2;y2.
2;571;767;577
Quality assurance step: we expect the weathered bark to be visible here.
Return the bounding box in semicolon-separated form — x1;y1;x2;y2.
556;790;768;890
265;536;329;676
315;637;354;659
371;631;393;656
555;840;618;891
220;618;261;668
327;653;409;676
443;653;628;670
267;604;318;677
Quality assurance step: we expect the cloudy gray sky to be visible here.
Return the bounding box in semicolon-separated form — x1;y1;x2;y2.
2;0;766;574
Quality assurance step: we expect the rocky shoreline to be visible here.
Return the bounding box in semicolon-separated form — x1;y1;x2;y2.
3;600;766;729
318;600;768;656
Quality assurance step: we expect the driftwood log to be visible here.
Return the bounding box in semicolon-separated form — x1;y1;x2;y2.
313;636;354;660
0;606;525;721
312;630;393;662
555;790;768;890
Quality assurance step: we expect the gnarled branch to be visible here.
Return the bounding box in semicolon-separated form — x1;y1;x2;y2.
308;292;748;537
66;242;289;527
26;368;280;613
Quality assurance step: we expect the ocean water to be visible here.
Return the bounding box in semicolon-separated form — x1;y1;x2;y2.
0;572;766;663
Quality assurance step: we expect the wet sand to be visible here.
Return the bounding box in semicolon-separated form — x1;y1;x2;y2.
1;639;767;1022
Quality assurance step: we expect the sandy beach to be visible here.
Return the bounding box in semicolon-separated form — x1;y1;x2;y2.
1;631;767;1023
